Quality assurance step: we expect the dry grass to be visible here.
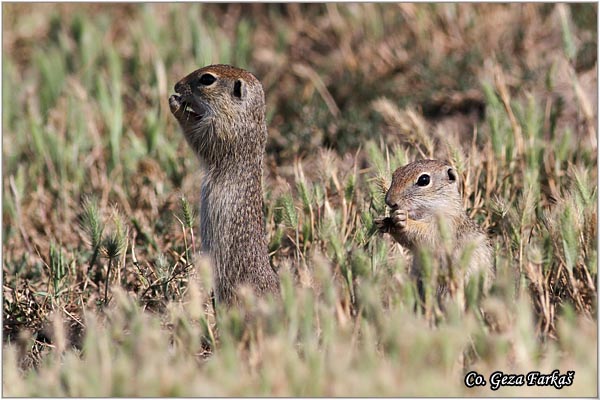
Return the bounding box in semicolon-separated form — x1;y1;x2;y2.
2;3;597;397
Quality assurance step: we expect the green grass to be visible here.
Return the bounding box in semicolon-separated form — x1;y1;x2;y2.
2;3;597;397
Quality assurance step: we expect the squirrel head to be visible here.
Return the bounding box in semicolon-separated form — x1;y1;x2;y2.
169;64;266;167
385;159;461;220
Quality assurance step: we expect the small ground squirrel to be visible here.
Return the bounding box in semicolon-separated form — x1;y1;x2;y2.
169;64;280;306
375;159;493;294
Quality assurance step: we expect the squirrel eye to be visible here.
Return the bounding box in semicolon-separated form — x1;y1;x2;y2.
416;174;431;187
199;73;217;86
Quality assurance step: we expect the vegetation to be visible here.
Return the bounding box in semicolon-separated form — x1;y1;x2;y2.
2;3;597;396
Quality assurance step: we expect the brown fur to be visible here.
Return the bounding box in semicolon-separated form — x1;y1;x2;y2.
169;64;280;306
375;159;493;293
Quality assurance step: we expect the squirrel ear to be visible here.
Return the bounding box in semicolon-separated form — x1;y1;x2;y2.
233;80;245;99
447;168;457;182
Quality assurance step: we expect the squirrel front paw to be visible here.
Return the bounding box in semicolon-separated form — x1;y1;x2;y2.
374;216;391;233
169;94;182;113
390;209;408;229
375;209;408;233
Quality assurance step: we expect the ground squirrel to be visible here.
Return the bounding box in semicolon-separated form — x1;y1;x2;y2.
375;159;493;296
169;64;280;306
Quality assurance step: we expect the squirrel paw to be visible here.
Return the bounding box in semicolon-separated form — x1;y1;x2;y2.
169;94;183;114
391;209;408;229
375;210;408;234
374;216;393;233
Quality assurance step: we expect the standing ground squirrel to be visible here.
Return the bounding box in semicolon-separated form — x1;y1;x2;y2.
375;159;493;295
169;64;280;306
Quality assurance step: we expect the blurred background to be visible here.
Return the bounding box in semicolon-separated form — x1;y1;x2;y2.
2;3;597;396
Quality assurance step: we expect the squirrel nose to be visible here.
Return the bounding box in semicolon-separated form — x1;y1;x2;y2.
385;194;398;210
174;82;182;93
174;81;187;94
